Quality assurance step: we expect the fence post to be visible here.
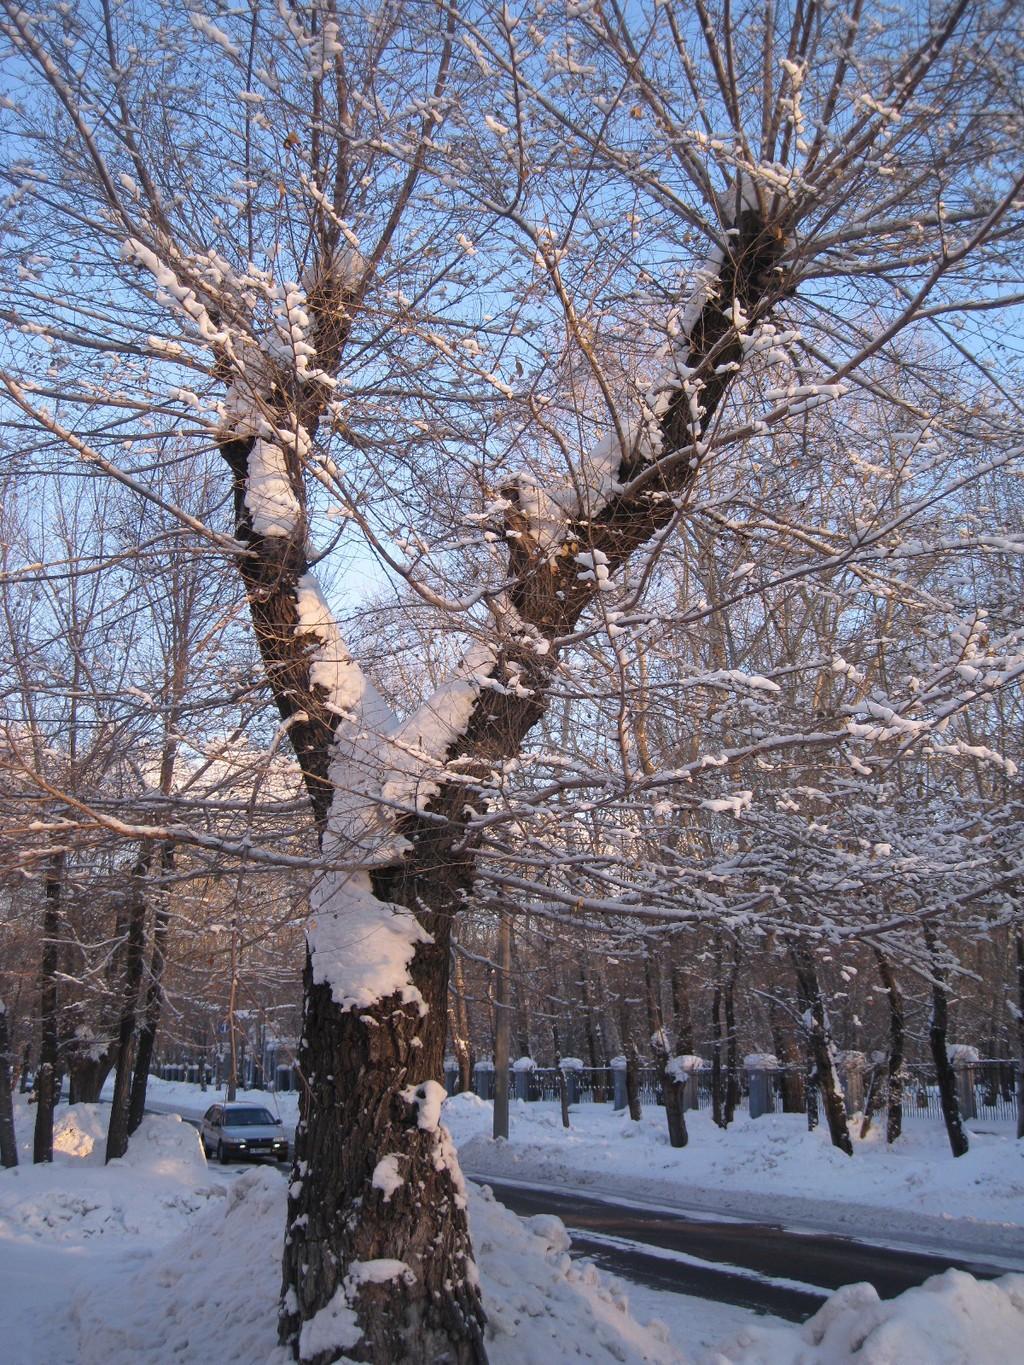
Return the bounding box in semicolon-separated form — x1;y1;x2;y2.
473;1057;494;1101
512;1056;535;1101
745;1053;777;1119
670;1054;706;1111
946;1045;978;1121
611;1054;628;1111
561;1057;583;1106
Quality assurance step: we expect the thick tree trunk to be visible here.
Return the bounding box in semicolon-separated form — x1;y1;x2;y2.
106;850;153;1162
790;944;852;1156
221;202;785;1361
0;1006;17;1168
34;853;62;1164
927;944;968;1158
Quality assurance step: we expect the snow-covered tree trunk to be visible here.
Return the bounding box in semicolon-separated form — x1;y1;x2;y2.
790;944;852;1156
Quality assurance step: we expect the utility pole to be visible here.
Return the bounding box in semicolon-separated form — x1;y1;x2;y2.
492;907;511;1140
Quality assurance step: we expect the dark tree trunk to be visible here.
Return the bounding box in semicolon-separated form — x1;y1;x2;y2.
0;1006;17;1168
790;943;852;1156
670;962;694;1056
450;951;473;1094
873;948;904;1144
105;850;153;1163
1015;925;1024;1141
711;942;725;1129
652;1035;688;1149
129;844;174;1135
34;853;62;1164
768;994;805;1112
625;1042;642;1122
724;947;741;1125
927;941;968;1158
279;805;486;1364
18;1043;31;1093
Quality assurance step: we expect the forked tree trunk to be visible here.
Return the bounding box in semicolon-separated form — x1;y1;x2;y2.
217;201;786;1361
0;1005;17;1168
34;853;62;1164
790;943;852;1156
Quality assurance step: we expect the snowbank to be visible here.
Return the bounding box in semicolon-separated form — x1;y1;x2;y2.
709;1270;1024;1363
68;1157;684;1364
5;1095;1024;1364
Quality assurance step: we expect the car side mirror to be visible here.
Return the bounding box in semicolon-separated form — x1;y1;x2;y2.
275;1117;282;1125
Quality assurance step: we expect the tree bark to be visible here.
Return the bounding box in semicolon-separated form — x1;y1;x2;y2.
790;943;852;1156
873;948;904;1144
927;940;968;1158
767;994;805;1113
625;1041;642;1122
105;849;153;1162
0;1006;17;1168
1015;924;1024;1141
220;202;785;1361
724;947;741;1126
129;843;174;1134
33;853;62;1164
492;909;510;1141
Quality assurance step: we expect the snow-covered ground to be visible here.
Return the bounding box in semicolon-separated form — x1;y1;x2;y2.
5;1089;1024;1363
445;1093;1024;1264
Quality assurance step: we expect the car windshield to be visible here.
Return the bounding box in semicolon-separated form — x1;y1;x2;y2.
223;1108;276;1126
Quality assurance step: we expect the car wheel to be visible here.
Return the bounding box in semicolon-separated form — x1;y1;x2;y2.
218;1141;230;1165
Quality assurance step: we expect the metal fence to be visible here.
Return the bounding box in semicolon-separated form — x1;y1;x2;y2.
451;1059;1021;1123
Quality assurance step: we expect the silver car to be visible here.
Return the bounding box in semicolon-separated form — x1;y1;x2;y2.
200;1102;289;1164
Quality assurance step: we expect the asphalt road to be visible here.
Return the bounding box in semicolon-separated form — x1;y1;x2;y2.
154;1104;1018;1323
470;1175;1018;1322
